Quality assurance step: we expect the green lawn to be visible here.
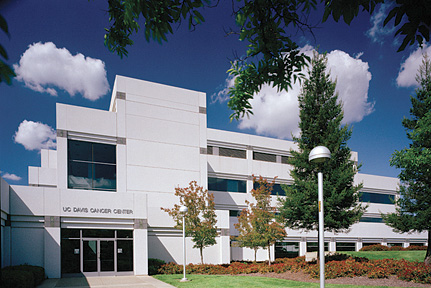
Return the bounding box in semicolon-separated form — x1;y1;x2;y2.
340;250;426;262
153;274;408;288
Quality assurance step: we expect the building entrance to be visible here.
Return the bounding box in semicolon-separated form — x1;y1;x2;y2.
61;229;133;276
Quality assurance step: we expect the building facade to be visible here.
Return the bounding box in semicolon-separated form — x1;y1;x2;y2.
1;76;427;278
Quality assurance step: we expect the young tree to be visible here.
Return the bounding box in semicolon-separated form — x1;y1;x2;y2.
278;52;365;252
234;176;286;265
383;54;431;265
161;180;218;264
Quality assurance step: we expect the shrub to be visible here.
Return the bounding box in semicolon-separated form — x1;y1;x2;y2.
1;264;45;287
405;245;427;251
389;245;404;251
1;269;34;288
148;258;165;275
360;244;390;251
397;261;431;284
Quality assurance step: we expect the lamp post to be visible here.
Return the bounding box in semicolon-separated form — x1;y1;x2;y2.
179;205;189;282
309;146;331;288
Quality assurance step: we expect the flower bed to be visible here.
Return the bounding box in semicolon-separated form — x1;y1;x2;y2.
157;256;431;284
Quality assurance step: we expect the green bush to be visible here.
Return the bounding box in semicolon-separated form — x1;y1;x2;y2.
1;269;34;288
360;244;390;251
148;258;166;275
1;264;45;287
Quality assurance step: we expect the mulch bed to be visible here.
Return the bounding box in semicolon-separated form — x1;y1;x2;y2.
240;270;431;287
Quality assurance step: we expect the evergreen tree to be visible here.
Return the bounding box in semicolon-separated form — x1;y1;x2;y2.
161;181;218;264
234;176;286;265
278;52;365;239
383;54;431;265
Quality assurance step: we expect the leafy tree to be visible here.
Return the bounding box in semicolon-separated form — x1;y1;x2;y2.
161;180;218;264
383;54;431;265
278;52;365;249
103;0;431;118
0;14;16;85
234;176;286;265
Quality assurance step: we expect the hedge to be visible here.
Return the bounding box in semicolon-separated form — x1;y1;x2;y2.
1;264;45;288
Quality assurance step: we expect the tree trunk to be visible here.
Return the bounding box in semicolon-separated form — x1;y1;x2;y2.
200;247;204;264
267;243;271;266
425;230;431;266
254;248;257;262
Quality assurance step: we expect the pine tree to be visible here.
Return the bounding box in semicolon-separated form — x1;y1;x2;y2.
161;181;218;264
383;54;431;265
278;52;365;241
234;176;286;265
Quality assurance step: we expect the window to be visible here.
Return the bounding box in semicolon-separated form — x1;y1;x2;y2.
229;210;242;217
360;217;384;223
281;156;291;164
208;177;246;193
360;192;394;204
253;151;277;162
307;242;329;252
253;182;288;196
219;147;246;159
275;242;299;258
336;242;356;251
207;146;213;155
68;140;116;191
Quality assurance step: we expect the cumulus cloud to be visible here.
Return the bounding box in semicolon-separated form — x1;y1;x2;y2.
14;120;56;151
13;42;109;100
213;46;374;139
2;172;22;181
366;4;396;44
396;45;431;88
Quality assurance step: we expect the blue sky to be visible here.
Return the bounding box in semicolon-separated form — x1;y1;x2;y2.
1;0;430;185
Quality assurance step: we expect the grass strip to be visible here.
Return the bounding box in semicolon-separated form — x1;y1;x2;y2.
153;274;408;288
340;251;426;262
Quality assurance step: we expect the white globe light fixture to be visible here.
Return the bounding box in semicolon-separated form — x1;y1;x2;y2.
308;146;331;288
179;205;189;282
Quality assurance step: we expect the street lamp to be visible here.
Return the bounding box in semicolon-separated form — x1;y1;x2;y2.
309;146;331;288
179;205;189;282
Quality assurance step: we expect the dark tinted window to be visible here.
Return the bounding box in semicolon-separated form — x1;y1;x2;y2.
360;192;394;204
68;140;116;191
219;147;246;159
253;152;277;162
208;178;246;193
253;182;287;196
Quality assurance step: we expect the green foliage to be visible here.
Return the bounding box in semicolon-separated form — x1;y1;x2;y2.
342;250;427;262
0;14;16;85
103;1;430;119
156;256;431;284
384;54;431;263
104;0;210;58
1;264;45;288
233;176;287;265
161;180;218;264
278;52;365;233
148;258;166;275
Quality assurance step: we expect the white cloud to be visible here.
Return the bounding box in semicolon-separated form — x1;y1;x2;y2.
396;45;431;87
14;120;56;151
2;173;22;181
366;4;396;44
326;50;374;124
214;46;374;139
13;42;109;100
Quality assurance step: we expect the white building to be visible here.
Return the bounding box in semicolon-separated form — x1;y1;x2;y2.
1;76;427;278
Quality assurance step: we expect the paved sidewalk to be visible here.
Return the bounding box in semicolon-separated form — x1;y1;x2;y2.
37;275;176;288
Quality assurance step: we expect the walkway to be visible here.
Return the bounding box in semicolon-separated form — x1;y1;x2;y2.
37;275;175;288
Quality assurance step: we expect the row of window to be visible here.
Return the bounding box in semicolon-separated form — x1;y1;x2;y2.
274;242;415;258
207;146;290;164
65;140;395;207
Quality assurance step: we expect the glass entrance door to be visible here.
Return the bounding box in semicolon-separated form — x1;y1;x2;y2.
82;240;115;275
